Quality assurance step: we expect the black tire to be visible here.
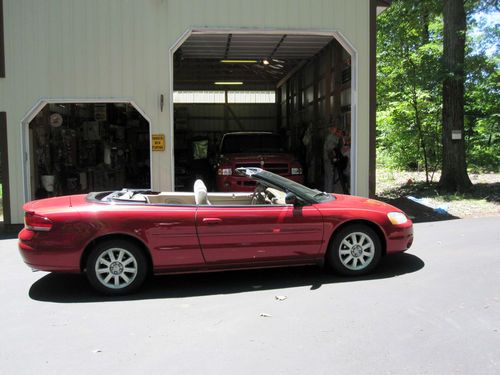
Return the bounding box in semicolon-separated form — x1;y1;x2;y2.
86;239;148;295
327;224;382;276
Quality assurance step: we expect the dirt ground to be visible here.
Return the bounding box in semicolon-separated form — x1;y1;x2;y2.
376;170;500;222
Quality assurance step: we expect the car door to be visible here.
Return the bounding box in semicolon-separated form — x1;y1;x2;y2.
195;204;324;264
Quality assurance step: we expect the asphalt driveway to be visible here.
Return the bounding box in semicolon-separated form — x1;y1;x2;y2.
1;217;499;374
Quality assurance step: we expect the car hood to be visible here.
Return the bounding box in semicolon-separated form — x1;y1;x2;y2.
322;194;405;214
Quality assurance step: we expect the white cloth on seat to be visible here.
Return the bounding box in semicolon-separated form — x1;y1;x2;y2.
194;179;210;205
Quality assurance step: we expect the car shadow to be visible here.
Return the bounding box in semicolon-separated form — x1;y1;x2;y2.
28;253;425;303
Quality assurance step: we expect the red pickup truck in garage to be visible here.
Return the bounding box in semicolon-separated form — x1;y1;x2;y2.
215;132;304;191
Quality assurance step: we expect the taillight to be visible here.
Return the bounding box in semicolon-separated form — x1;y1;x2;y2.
24;212;53;232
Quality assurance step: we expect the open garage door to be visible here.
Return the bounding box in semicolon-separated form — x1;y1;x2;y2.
26;102;150;200
173;32;353;194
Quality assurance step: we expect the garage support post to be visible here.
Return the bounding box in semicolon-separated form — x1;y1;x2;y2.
332;40;343;127
312;57;322;189
369;0;378;197
0;112;10;224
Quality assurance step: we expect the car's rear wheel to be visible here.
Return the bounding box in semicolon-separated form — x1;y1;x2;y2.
86;239;147;295
327;224;382;276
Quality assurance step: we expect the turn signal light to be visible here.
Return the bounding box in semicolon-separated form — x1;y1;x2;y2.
387;212;408;225
24;212;53;232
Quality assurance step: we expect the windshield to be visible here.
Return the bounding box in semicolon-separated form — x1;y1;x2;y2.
252;170;334;204
220;133;285;154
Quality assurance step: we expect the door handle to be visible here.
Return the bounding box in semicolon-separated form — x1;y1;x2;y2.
202;218;222;224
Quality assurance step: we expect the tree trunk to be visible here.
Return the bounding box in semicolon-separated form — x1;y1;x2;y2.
439;0;472;192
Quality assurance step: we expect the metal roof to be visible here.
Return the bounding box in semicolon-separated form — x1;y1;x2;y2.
179;33;334;60
174;33;335;89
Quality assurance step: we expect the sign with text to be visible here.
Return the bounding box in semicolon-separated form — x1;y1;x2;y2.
152;134;165;151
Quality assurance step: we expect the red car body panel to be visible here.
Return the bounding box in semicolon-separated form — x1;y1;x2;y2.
196;205;323;263
19;182;413;276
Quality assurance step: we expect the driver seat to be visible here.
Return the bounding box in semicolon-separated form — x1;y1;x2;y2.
194;179;211;205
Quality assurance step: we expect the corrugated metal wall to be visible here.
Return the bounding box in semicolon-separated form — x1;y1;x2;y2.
176;104;276;133
0;0;371;223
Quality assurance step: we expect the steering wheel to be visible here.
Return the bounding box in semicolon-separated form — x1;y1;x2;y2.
251;184;266;205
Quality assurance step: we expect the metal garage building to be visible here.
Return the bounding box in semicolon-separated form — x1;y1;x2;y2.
0;0;389;224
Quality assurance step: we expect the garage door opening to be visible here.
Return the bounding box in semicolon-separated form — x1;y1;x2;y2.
26;102;150;200
172;31;354;194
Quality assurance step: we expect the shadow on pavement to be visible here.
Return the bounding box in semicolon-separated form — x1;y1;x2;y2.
378;197;459;223
29;253;425;303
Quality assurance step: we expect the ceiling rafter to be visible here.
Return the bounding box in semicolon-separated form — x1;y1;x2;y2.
223;34;232;60
269;35;287;60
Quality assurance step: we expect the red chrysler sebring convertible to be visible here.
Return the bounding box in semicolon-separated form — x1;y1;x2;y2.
19;168;413;295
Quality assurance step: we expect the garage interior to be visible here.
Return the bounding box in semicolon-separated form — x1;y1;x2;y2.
28;103;150;200
173;32;352;193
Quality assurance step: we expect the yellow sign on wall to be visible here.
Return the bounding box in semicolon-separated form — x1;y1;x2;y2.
152;134;165;151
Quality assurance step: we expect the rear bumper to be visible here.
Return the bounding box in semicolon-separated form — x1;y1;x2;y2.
385;223;414;254
217;174;304;192
18;228;81;272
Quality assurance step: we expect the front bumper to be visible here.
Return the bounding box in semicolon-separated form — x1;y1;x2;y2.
385;221;414;254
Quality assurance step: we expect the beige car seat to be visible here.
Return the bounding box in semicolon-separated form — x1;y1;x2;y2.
194;179;210;205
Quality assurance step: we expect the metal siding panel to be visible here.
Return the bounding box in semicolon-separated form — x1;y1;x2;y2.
1;0;370;222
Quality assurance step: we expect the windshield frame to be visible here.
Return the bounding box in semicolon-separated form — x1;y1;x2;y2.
236;167;335;204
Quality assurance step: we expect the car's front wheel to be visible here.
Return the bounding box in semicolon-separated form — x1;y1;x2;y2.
327;224;382;276
86;239;148;295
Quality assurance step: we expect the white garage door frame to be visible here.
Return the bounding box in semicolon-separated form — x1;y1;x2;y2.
169;28;359;195
20;98;153;203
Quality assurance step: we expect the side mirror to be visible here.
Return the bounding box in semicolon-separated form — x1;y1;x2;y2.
285;192;297;205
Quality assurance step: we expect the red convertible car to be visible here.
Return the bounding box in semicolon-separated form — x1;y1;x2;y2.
19;168;413;295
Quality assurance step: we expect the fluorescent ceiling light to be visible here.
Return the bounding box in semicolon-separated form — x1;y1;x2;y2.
220;60;257;63
214;81;244;85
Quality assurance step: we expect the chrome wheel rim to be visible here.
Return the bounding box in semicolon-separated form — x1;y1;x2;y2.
338;232;375;271
95;248;138;289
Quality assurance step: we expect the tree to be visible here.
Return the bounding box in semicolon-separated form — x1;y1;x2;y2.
439;0;473;192
376;0;498;179
377;0;443;182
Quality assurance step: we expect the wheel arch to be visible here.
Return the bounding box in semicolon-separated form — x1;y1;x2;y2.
80;233;153;273
326;219;387;257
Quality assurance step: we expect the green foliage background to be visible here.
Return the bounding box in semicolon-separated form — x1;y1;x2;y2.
376;0;499;175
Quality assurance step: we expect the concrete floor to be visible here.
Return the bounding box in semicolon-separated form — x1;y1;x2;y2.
1;217;499;374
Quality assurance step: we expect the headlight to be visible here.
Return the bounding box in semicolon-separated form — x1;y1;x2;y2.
218;168;232;176
387;212;408;225
291;167;302;175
